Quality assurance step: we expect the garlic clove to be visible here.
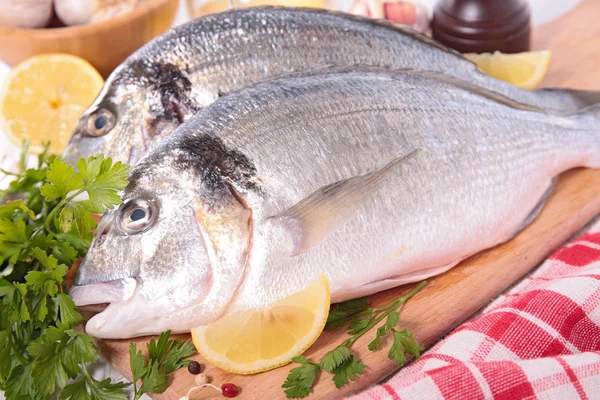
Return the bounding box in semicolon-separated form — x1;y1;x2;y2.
0;0;53;29
54;0;95;26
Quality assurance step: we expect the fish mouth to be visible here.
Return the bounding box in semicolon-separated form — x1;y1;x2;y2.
69;278;137;310
77;303;110;313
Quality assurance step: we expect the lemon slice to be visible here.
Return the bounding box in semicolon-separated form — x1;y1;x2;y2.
464;50;551;89
0;54;104;154
191;275;330;375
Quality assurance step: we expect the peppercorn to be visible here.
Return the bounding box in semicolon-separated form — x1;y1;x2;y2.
187;361;201;375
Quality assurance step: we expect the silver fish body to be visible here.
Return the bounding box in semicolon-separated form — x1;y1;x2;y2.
69;68;600;338
62;6;600;165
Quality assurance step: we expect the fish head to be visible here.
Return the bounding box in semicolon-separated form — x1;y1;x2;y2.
62;78;150;165
63;60;199;165
70;147;254;338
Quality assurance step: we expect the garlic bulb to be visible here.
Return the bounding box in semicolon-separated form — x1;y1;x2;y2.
54;0;95;26
54;0;143;26
0;0;53;28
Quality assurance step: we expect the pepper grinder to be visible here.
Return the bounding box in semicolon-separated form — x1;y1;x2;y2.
431;0;531;54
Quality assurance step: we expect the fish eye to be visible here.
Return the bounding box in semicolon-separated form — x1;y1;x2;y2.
130;208;146;221
120;199;156;234
87;108;115;137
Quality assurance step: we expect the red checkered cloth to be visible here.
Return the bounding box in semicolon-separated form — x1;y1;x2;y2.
350;220;600;400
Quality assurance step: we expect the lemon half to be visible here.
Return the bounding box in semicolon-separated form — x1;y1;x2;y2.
0;54;104;154
192;275;330;375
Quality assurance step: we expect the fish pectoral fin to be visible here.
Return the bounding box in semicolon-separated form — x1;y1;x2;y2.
272;148;420;256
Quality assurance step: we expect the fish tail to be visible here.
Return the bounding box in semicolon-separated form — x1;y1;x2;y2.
567;103;600;169
571;102;600;119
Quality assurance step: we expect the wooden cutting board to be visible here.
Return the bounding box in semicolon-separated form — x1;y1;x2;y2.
95;1;600;399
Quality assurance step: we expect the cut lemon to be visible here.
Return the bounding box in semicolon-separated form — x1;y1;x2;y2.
464;50;551;89
0;54;104;154
191;275;330;375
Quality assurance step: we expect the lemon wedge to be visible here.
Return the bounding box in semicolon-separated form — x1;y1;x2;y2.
464;50;551;89
0;54;104;154
191;275;330;375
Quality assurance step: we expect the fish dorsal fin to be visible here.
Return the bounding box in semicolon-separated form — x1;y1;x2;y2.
403;70;544;113
263;6;467;60
273;148;420;256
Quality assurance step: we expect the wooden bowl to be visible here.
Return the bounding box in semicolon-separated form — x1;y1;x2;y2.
0;0;179;78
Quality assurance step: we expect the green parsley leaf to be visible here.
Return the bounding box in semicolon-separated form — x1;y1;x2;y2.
129;343;147;383
40;158;83;202
65;330;98;364
61;377;130;400
128;330;195;400
76;156;129;213
55;293;84;327
5;364;37;399
0;200;36;220
282;356;320;399
88;378;130;400
32;349;69;396
0;278;14;297
320;345;351;373
385;311;400;330
60;379;91;400
13;282;30;323
388;330;424;366
59;202;98;238
138;362;169;395
55;230;91;254
0;219;28;265
395;330;424;359
51;241;79;266
325;297;369;330
0;329;12;381
331;356;365;389
160;338;195;374
59;205;75;232
367;325;388;351
147;330;172;364
347;312;373;335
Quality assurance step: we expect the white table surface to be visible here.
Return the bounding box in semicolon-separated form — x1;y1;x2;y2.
0;0;582;399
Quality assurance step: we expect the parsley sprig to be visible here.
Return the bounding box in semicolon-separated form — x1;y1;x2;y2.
0;144;194;399
129;330;195;400
282;281;427;398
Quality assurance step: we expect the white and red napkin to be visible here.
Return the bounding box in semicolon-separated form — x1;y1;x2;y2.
350;220;600;399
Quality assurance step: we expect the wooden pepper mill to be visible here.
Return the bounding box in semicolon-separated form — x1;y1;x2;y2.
431;0;531;54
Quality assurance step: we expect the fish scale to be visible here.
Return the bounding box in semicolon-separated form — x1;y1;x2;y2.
63;7;600;166
70;68;600;338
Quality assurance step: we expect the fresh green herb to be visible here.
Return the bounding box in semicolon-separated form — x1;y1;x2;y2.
282;356;320;398
129;330;195;400
0;143;193;399
324;297;369;330
282;281;427;398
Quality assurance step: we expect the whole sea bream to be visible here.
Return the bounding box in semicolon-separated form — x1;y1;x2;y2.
62;6;600;165
70;68;600;339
